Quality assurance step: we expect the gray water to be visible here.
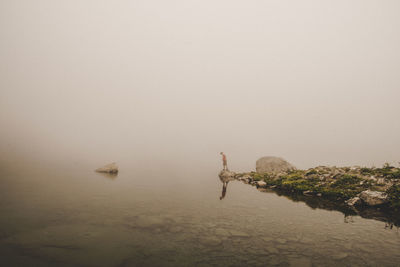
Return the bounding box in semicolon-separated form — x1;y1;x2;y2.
0;162;399;267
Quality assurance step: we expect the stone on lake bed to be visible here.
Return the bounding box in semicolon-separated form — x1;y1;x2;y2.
95;163;118;174
289;257;312;267
276;238;287;244
332;252;348;260
1;224;137;266
134;215;165;228
299;237;313;244
268;256;282;266
199;237;222;246
266;247;279;254
168;226;183;233
262;237;273;242
229;230;249;237
215;228;231;237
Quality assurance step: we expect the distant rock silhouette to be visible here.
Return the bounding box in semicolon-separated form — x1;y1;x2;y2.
95;162;118;174
256;156;295;174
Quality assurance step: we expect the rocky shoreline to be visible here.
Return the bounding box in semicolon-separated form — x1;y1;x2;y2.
221;164;400;226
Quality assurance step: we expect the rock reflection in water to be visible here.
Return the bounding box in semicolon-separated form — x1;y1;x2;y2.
259;187;400;228
96;172;118;180
285;190;399;227
218;170;236;200
222;172;400;228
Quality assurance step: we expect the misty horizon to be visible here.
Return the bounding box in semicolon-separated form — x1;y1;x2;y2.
1;0;399;171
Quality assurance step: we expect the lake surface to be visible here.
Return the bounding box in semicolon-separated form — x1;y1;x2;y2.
0;162;399;267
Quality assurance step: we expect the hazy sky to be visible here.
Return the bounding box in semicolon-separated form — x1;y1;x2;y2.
1;0;399;171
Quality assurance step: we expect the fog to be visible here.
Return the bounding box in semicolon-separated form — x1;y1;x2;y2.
1;0;399;172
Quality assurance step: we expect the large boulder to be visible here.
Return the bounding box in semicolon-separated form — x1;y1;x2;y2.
256;156;295;174
95;162;118;174
359;190;388;206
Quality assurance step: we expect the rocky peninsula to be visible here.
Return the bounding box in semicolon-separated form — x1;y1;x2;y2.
221;157;400;226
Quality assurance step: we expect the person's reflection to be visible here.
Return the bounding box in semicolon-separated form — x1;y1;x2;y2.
344;214;354;223
385;222;394;229
219;171;234;200
220;181;229;200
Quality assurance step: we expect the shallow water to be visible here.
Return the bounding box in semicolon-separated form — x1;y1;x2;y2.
0;162;399;267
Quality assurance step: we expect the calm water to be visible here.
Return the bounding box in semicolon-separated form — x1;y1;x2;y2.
0;162;399;267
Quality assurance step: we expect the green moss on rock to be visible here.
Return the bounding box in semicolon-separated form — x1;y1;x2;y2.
387;185;400;208
243;164;400;209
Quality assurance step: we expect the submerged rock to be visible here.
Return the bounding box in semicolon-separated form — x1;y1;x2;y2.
256;156;295;174
95;163;118;174
266;246;279;254
289;257;312;267
228;229;249;237
199;237;222;246
359;190;388;206
134;215;165;228
214;228;231;237
276;238;287;244
168;226;183;233
332;252;348;260
1;224;135;266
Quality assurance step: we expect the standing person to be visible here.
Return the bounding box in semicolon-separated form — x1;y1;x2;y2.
220;152;228;171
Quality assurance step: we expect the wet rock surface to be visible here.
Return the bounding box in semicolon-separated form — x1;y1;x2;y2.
95;162;118;174
359;190;388;206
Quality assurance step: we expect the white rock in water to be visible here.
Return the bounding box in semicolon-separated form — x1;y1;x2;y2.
303;190;313;196
345;197;361;206
256;181;267;188
95;162;118;173
256;156;295;174
359;190;388;206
